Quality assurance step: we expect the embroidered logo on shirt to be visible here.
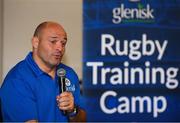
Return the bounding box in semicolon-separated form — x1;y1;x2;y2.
65;78;75;92
65;78;71;86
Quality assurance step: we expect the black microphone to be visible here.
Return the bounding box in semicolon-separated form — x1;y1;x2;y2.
57;68;67;115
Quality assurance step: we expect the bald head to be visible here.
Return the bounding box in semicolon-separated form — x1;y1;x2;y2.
33;21;66;39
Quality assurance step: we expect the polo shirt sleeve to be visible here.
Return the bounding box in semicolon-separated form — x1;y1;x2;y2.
70;70;86;110
0;78;38;122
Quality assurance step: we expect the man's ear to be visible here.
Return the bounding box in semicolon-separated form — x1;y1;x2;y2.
32;37;39;49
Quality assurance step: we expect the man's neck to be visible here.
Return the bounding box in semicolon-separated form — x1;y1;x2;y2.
33;53;56;79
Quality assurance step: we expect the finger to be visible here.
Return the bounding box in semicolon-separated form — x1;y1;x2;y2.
56;95;60;101
59;96;72;103
57;96;73;107
58;100;72;109
59;91;73;98
59;94;74;104
58;101;71;107
59;105;71;111
56;92;73;103
58;102;74;111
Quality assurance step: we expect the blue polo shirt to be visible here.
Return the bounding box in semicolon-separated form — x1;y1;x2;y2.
0;52;82;122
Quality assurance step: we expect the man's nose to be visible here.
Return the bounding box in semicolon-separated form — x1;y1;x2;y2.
56;41;63;51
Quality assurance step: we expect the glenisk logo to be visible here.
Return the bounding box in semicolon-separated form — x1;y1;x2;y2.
112;3;154;24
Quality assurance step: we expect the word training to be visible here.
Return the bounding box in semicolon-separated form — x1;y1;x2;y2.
86;61;179;89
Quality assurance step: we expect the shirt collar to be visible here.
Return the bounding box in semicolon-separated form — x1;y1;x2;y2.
25;52;44;77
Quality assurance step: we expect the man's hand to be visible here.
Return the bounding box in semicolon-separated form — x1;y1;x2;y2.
56;92;86;122
56;92;74;113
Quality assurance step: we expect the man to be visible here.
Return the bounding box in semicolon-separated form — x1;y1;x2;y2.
0;21;86;122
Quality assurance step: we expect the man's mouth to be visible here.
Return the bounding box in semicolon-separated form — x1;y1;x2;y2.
53;53;62;59
54;55;61;58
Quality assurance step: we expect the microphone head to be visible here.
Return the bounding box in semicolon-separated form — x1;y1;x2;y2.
57;68;66;77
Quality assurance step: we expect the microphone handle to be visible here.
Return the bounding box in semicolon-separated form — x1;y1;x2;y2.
60;77;66;93
60;77;67;115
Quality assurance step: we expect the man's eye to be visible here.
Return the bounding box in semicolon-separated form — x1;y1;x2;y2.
62;42;66;46
50;40;57;44
61;40;67;46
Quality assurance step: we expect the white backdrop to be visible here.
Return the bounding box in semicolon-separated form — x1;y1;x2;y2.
1;0;82;85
